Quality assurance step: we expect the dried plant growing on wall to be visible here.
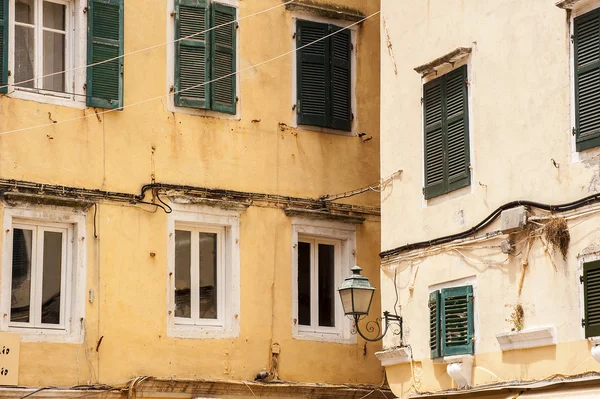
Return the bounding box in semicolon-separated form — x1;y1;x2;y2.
544;217;570;261
507;303;524;332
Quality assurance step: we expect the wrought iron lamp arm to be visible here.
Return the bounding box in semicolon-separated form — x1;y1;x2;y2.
352;311;403;342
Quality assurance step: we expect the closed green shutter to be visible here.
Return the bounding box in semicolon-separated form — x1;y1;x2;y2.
575;9;600;152
175;0;209;109
441;285;474;356
330;26;351;131
423;66;470;199
429;290;441;358
0;0;7;94
87;0;123;109
297;20;329;128
210;3;236;114
583;261;600;338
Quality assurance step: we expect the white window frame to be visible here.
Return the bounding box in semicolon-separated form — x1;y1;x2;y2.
8;0;87;109
290;11;358;136
1;205;86;343
167;204;240;339
165;0;241;120
291;218;356;344
569;0;600;162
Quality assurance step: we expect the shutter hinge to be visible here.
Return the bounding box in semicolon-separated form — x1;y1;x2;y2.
582;318;586;327
83;6;87;14
292;104;297;111
470;295;475;302
571;34;574;43
422;187;425;195
351;113;354;121
581;275;585;283
170;11;175;17
350;43;354;51
236;23;239;29
292;32;297;39
420;97;424;105
83;83;87;91
572;127;577;136
236;96;239;103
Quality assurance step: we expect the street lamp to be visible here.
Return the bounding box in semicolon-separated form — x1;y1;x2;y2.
338;266;403;342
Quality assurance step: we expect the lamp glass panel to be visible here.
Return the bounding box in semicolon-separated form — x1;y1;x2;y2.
339;288;354;315
353;289;374;315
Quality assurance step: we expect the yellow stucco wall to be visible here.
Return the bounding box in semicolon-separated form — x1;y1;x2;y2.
380;0;600;397
0;0;383;388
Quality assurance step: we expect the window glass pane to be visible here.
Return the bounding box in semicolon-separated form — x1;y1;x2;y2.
318;244;335;327
42;31;65;92
11;228;33;323
298;241;311;326
15;26;35;88
174;230;191;318
41;231;62;325
199;232;217;320
43;2;65;30
15;0;34;24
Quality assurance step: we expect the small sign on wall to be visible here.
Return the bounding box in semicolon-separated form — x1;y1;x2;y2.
0;333;19;386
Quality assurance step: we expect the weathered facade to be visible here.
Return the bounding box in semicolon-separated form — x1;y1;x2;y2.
379;0;600;397
0;0;387;397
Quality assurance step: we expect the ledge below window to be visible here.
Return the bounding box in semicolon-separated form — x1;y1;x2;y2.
495;326;557;351
374;347;411;366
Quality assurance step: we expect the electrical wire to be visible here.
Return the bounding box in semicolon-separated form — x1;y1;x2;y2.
1;1;294;90
0;11;380;137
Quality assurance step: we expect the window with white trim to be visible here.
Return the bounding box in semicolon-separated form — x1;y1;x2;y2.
1;206;86;342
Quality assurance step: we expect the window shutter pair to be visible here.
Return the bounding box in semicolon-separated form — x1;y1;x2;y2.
174;0;236;114
574;9;600;152
583;261;600;338
423;66;470;199
429;285;474;358
296;20;352;132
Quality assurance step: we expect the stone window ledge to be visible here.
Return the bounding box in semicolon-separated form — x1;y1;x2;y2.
414;47;472;76
556;0;588;9
374;347;411;366
495;326;557;351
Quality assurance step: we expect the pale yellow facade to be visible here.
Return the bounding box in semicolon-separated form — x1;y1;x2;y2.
0;0;386;397
380;0;600;398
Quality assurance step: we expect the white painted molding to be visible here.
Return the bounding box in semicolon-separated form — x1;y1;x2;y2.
442;355;473;389
495;326;557;351
374;347;411;366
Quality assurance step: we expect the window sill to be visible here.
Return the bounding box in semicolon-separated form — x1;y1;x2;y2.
293;331;355;344
375;346;411;366
495;326;557;351
169;102;240;121
425;184;471;206
296;124;355;137
5;327;82;343
168;324;239;340
7;90;87;110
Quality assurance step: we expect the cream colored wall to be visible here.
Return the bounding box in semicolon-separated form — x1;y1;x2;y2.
0;0;383;388
380;0;600;397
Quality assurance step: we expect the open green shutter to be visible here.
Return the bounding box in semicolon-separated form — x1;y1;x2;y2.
297;20;329;128
87;0;123;109
445;66;470;192
175;0;209;109
429;291;441;358
0;0;7;94
330;26;351;131
441;285;473;356
210;3;236;114
584;261;600;338
575;9;600;152
423;77;445;199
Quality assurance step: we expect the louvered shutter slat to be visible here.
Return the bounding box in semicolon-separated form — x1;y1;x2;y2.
424;79;445;199
584;261;600;337
445;66;470;192
330;27;351;131
429;291;441;358
575;10;600;151
441;286;473;356
0;0;7;94
297;21;329;128
211;3;236;114
175;0;209;109
87;0;123;109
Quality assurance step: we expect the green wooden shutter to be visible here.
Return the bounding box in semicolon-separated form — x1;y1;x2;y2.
445;66;470;192
0;0;7;94
583;261;600;338
175;0;209;109
441;285;474;356
210;3;236;114
429;290;441;358
87;0;123;109
330;26;351;131
297;20;329;128
575;9;600;152
423;77;445;199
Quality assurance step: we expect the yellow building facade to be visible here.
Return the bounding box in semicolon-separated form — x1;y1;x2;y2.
0;0;387;397
379;0;600;397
